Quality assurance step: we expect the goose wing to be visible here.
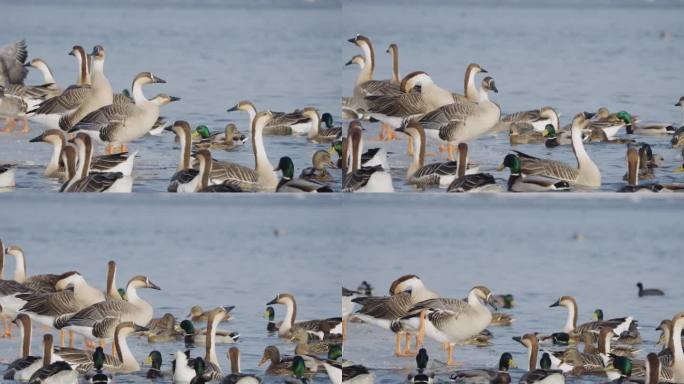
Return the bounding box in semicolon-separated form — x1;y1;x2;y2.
56;300;130;328
0;40;28;85
419;101;478;133
70;102;134;133
54;347;121;373
91;152;131;172
342;165;384;192
342;365;370;381
352;291;412;320
27;361;74;383
67;172;124;193
513;150;578;182
17;290;82;316
207;160;258;191
358;80;402;97
448;173;496;192
414;161;459;178
29;85;91;115
365;91;427;117
4;356;40;377
0;279;32;296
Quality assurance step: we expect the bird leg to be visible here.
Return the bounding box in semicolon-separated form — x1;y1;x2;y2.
120;144;128;153
112;342;117;357
413;310;426;352
68;331;74;348
384;123;397;140
407;135;414;156
2;316;10;337
447;143;455;161
342;319;347;341
446;343;461;366
105;145;114;155
85;337;96;350
2;117;17;133
60;330;65;347
21;116;29;133
403;332;413;355
394;332;403;356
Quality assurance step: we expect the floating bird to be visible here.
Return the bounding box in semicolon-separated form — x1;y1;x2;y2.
636;282;665;297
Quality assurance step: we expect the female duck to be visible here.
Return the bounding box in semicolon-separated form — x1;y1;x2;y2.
450;352;516;384
193;124;246;150
300;150;336;182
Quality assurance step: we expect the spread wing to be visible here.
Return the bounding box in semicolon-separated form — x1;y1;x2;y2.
0;40;28;85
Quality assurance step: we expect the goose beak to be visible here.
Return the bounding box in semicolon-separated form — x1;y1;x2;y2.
549;299;560;308
227;105;239;112
23;62;31;68
29;134;44;143
491;84;499;93
673;165;684;173
152;76;166;84
266;297;278;305
347;37;356;44
676;101;682;107
395;127;405;134
148;281;161;290
68;50;74;56
164;125;174;132
512;336;523;344
480;68;488;73
169;96;181;102
222;305;235;313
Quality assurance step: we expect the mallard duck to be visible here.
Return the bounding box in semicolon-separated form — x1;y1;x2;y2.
291;328;338;355
264;306;279;333
304;108;342;143
221;347;261;384
146;313;182;343
514;113;601;188
408;348;435;383
506;107;560;145
87;347;113;384
587;108;631;139
300;150;336;182
543;125;574;147
145;351;164;379
493;294;515;309
451;352;516;384
187;305;234;323
587;125;634;144
193;124;247;150
179;319;239;345
257;346;316;376
275;156;332;193
498;154;570;192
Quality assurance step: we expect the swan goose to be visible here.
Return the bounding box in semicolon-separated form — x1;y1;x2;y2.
398;286;495;365
58;45;113;132
387;43;400;85
266;293;342;340
342;54;368;120
515;113;601;188
53;275;160;342
28;334;78;384
549;296;638;343
68;71;167;153
0;39;28;132
28;46;91;129
60;133;132;193
303;107;342;143
274;156;332;192
342;121;393;192
3;314;42;381
0;163;16;188
513;334;566;384
227;100;311;135
25;58;61;98
222;347;261;384
671;312;684;382
0;241;34;334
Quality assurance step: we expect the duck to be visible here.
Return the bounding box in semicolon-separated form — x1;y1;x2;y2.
291;328;337;355
587;108;631;139
619;147;664;193
299;150;336;182
226;100;311;135
559;328;614;373
636;282;664;297
497;154;570;192
274;156;332;192
54;321;147;373
450;352;516;384
60;133;132;193
397;286;495;365
53;275;160;342
342;121;394;192
447;172;500;193
549;296;639;343
587;125;634;144
146;313;181;343
514;113;601;188
502;106;561;134
58;45;113;132
407;348;435;384
340;364;372;384
514;334;566;383
27;45;91;130
257;345;316;376
27;334;78;384
222;347;261;384
303;107;342;143
0;163;16;188
321;112;342;131
264;306;279;333
581;329;639;358
397;123;478;188
3;314;42;381
172;350;197;384
493;294;515;309
267;293;341;340
68;71;168;153
179;319;239;345
193;123;247;150
88;347;113;384
410;73;500;161
543;125;574;147
187;305;234;323
145;351;164;379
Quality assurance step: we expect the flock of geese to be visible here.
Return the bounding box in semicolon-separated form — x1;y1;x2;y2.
342;275;681;384
1;36;684;192
0;240;343;383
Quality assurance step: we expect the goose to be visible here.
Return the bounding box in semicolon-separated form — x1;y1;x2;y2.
257;345;316;376
0;163;16;188
210;111;277;192
340;364;372;384
0;84;29;132
450;352;516;384
515;113;601;188
498;154;570;192
58;45;113;132
145;351;164;379
27;46;91;130
549;296;638;343
0;39;28;87
179;319;239;345
221;347;261;384
27;334;78;384
54;321;147;373
60;133;132;193
581;330;639;358
670;312;684;382
559;328;614;374
166;121;201;192
342;121;393;192
672;126;684;148
342;54;369;120
447;172;500;193
0;243;34;335
387;43;400;84
173;148;213;193
274;156;332;193
619;148;664;193
193;123;246;150
656;319;684;368
53;275;160;341
25;58;61;98
3;314;42;381
397;123;480;188
300;150;336;182
68;71;167;153
501;107;560;134
397;286;495;365
514;335;567;382
303;107;342;143
227;100;311;135
266;293;341;340
189;307;230;381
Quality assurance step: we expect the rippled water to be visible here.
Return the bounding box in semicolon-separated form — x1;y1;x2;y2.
0;194;341;383
342;0;684;192
340;194;684;383
0;0;341;192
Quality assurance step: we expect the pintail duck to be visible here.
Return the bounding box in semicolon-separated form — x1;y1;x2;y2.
193;123;246;150
60;133;132;193
28;334;78;384
267;293;342;340
513;334;567;383
498;154;570;192
450;352;516;384
549;296;639;343
303;108;342;143
227;100;311;135
300;150;336;182
274;156;332;193
342;121;393;192
514;113;601;188
222;347;261;384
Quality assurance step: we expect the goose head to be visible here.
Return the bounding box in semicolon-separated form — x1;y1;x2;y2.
571;112;589;131
386;43;398;55
549;295;576;309
132;72;166;88
4;244;24;259
90;45;105;61
258;345;280;366
227;100;257;114
312;150;336;170
401;71;432;93
345;54;365;68
274;156;295;180
470;285;496;309
54;271;83;290
26;58;49;72
29;129;65;145
465;63;488;76
165;120;192;140
676;96;684;107
512;333;539;349
150;93;180;106
347;34;372;48
672;312;684;327
482;76;498;93
267;293;294;306
206;306;228;323
68;45;86;59
389;274;425;295
126;275;161;290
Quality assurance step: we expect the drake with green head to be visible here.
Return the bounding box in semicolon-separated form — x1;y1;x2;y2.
145;350;163;379
451;352;516;384
300;150;336;182
90;347;112;383
543;124;573;147
264;307;278;333
291;356;308;383
275;156;332;193
321;113;340;130
258;345;315;376
179;319;239;346
498;154;570;192
190;357;207;384
193;124;246;150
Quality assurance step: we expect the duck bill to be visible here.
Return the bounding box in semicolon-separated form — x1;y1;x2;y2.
258;356;268;367
145;356;152;365
673;165;684;173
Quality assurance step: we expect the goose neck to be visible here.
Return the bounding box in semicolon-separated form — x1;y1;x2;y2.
457;147;467;178
307;113;321;140
464;68;478;101
114;329;139;372
36;62;56;85
627;155;639;186
673;318;684;376
564;301;577;333
391;49;400;84
11;250;27;283
205;314;221;365
178;128;191;171
198;155;211;191
19;319;31;357
76;52;90;85
43;337;53;367
407;130;424;178
359;43;374;84
252;121;276;190
47;137;64;176
281;298;297;333
106;263;118;300
528;342;538;370
132;80;149;105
